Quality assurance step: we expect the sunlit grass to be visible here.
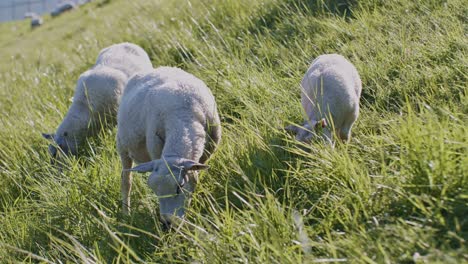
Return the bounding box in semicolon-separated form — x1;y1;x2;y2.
0;0;466;263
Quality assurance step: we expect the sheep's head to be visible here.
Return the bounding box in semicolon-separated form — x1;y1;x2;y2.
285;118;328;143
42;132;79;158
129;157;209;225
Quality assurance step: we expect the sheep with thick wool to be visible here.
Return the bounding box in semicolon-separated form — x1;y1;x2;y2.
286;54;362;144
43;42;152;157
117;66;221;225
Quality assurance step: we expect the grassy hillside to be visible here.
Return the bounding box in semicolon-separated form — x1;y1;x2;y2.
0;0;466;262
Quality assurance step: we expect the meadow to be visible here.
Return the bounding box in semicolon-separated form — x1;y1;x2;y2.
0;0;466;262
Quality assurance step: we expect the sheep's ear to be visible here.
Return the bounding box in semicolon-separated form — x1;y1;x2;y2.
285;125;300;135
180;159;209;171
128;161;154;173
42;133;54;140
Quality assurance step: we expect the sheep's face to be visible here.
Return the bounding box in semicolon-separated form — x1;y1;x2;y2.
129;157;209;225
285;119;328;143
42;132;79;158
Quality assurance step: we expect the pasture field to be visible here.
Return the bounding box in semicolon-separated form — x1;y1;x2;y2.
0;0;466;262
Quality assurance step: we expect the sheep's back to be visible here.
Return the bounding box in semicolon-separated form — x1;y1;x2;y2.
123;67;216;117
301;54;361;121
73;67;127;113
95;43;153;79
305;54;360;95
118;67;218;147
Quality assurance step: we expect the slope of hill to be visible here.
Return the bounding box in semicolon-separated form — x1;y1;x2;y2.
0;0;466;262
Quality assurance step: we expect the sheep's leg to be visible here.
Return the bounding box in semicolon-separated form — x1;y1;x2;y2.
339;110;358;143
120;154;133;215
339;126;351;142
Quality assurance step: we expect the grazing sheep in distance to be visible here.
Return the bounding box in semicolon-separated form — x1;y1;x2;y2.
77;0;93;4
286;54;362;144
24;12;36;18
42;42;153;158
117;66;221;225
31;15;43;28
25;13;43;28
51;1;77;17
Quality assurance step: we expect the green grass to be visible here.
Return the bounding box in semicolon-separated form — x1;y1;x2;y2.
0;0;466;262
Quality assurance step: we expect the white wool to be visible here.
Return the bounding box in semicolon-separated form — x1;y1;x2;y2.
46;42;152;156
94;43;153;79
288;54;361;143
117;66;221;222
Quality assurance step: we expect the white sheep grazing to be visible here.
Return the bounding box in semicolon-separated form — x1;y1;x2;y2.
42;42;152;157
117;66;221;224
30;14;43;28
286;54;362;144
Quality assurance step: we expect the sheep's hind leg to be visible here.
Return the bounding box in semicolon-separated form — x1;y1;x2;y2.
339;109;358;143
340;128;351;142
339;125;352;143
120;153;133;215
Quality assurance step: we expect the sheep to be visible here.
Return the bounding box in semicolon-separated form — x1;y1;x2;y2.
117;66;221;225
286;54;362;144
30;14;43;28
42;42;153;158
24;12;42;28
24;12;36;19
51;1;77;17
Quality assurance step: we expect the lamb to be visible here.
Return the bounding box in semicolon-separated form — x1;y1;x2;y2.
51;1;77;17
117;66;221;225
24;12;42;28
24;12;35;18
29;14;43;28
42;42;153;158
286;54;362;144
